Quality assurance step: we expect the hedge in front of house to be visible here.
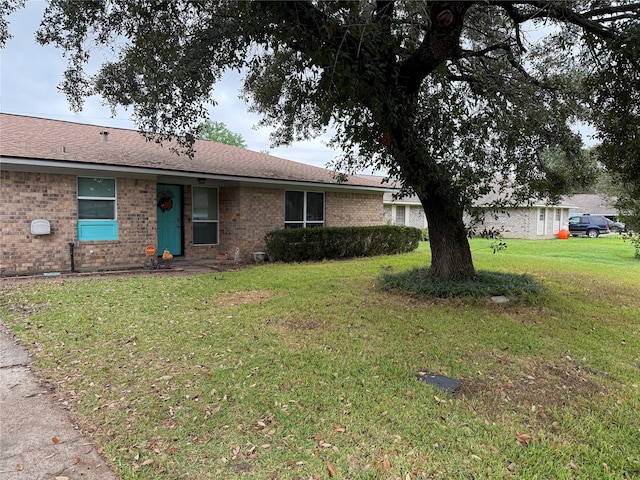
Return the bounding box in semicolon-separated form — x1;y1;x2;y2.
265;225;421;262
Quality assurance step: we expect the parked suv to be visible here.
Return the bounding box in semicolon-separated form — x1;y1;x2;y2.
568;215;610;238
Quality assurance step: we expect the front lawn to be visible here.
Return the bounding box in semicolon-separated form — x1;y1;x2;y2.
1;236;639;479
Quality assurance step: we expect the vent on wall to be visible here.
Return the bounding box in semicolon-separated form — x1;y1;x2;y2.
31;219;51;235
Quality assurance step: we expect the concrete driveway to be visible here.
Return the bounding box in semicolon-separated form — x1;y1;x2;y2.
0;322;119;480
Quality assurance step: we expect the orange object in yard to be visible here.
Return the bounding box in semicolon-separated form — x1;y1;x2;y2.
162;248;173;260
145;245;157;256
557;229;570;240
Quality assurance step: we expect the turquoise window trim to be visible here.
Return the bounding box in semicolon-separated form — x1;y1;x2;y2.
78;221;119;241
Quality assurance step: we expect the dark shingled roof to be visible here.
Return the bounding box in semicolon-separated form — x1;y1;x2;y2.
0;114;386;189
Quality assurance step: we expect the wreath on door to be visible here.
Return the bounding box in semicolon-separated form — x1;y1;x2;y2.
157;190;174;212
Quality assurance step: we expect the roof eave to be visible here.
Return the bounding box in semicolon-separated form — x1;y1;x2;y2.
1;156;390;193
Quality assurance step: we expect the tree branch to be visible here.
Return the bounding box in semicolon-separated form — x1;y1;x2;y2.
460;42;510;59
493;1;640;39
397;2;473;94
583;3;640;19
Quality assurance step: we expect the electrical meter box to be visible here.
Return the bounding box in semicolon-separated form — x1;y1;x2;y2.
31;219;51;235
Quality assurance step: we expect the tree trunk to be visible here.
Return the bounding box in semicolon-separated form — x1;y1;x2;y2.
419;192;476;281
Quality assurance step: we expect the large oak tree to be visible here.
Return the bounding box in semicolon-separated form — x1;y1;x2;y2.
5;1;639;279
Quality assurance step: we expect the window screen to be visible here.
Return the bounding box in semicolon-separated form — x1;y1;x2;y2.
192;187;218;244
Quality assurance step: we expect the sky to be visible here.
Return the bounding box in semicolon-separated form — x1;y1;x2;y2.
0;0;340;170
1;2;596;172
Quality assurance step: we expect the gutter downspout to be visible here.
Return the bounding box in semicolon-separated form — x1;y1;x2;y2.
69;242;75;272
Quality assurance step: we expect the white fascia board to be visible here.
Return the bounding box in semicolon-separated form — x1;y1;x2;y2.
1;156;390;193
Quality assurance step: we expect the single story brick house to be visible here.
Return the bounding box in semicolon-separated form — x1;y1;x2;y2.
1;114;389;275
466;201;575;239
380;179;574;239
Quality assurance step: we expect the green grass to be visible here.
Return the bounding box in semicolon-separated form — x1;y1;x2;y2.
1;236;639;479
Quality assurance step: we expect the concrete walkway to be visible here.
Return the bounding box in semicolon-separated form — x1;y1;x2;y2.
0;322;119;480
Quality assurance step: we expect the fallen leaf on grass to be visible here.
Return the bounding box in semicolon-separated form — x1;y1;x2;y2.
333;426;346;433
327;462;337;477
516;433;532;447
383;458;391;470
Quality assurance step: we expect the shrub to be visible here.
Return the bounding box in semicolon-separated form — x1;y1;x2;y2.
622;231;640;259
265;225;421;262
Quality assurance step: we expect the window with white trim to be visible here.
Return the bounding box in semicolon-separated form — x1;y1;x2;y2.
192;187;219;244
285;191;324;228
77;177;118;241
78;177;116;220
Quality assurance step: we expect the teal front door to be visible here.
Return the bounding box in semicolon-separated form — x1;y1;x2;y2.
157;184;183;256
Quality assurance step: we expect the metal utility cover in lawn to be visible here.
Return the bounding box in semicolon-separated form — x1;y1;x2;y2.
416;371;461;393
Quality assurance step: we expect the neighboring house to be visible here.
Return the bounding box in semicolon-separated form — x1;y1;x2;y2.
378;177;574;239
383;191;428;229
563;193;620;220
1;114;389;275
466;201;575;239
354;175;428;229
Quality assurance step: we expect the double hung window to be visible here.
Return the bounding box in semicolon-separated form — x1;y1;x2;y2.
192;187;219;244
77;177;118;241
285;191;324;228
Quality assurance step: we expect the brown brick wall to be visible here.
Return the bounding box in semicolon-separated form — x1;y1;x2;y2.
185;188;384;261
1;170;77;274
221;186;285;261
185;186;284;262
325;191;385;227
1;171;156;275
73;178;157;271
1;171;385;274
